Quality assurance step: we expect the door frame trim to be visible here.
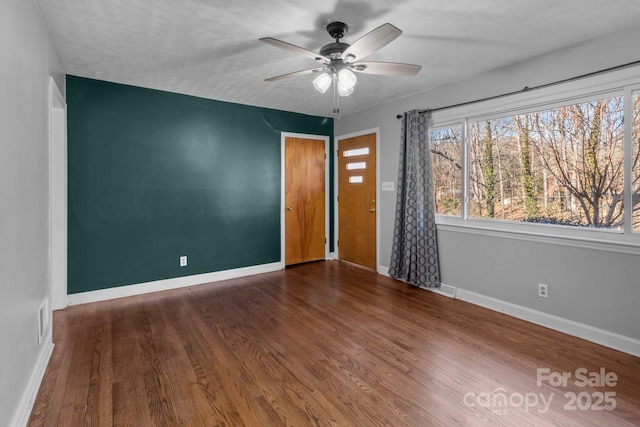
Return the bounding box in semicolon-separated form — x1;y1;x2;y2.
48;76;68;310
281;132;331;264
335;128;380;271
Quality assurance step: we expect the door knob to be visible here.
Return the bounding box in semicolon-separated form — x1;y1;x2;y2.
369;208;376;213
287;206;294;211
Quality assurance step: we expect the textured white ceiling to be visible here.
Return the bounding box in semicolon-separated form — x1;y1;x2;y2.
36;0;640;117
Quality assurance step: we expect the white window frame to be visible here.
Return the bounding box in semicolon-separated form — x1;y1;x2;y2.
428;65;640;255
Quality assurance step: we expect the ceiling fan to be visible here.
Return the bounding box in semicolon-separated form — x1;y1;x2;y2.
259;21;421;114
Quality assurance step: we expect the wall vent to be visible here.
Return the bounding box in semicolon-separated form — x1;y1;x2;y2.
38;298;49;344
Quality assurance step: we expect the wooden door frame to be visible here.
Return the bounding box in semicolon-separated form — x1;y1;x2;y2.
335;128;381;271
281;132;331;265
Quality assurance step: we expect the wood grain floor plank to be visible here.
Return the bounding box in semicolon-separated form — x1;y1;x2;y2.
193;288;344;426
28;261;640;426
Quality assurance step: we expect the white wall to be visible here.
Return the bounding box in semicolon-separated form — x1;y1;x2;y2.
0;1;64;425
336;26;640;348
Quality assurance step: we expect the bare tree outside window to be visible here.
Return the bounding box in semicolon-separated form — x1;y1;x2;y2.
467;96;625;228
632;92;640;231
429;126;462;216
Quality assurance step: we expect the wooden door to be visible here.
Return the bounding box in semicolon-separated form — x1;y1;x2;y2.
285;137;326;265
338;133;376;270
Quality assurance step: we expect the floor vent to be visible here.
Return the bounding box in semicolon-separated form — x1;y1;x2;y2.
424;283;457;298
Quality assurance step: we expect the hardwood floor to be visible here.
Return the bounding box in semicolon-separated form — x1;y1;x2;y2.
29;261;640;426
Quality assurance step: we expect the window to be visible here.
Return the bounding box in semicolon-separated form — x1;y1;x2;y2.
429;126;463;216
343;147;369;157
469;96;624;229
346;162;366;170
424;64;640;249
633;91;640;232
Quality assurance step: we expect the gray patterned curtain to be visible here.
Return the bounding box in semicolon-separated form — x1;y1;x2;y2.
389;110;441;288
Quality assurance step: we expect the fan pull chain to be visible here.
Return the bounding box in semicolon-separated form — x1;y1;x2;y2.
333;74;340;115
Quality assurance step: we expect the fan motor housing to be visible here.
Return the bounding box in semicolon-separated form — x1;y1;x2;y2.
319;42;350;59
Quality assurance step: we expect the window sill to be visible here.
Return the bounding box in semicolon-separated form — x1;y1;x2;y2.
435;215;640;256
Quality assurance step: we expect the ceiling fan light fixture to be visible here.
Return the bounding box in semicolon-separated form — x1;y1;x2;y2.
337;84;354;97
313;72;332;93
337;68;357;96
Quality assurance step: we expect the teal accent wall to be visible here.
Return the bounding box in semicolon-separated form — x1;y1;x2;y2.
67;76;333;294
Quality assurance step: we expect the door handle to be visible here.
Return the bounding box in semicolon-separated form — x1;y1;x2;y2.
287;206;294;211
369;208;376;213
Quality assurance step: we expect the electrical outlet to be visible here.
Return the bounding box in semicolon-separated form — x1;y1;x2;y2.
538;283;548;298
180;255;187;267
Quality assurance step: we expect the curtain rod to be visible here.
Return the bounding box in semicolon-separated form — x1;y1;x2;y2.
395;59;640;119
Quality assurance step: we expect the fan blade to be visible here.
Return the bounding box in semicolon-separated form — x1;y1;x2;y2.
259;37;329;63
341;23;402;62
351;61;421;76
264;68;324;82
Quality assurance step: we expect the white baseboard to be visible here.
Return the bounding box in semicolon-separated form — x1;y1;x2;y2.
67;262;284;306
456;288;640;358
379;265;638;357
10;339;54;427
